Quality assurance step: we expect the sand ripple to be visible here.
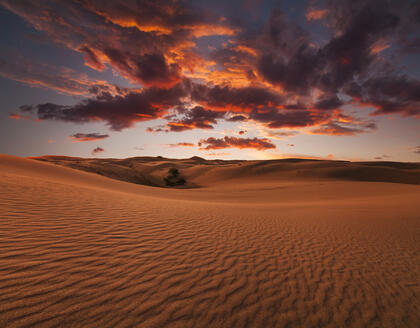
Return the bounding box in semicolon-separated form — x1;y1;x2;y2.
0;160;419;327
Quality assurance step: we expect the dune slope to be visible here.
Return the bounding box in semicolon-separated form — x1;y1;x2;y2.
0;154;419;327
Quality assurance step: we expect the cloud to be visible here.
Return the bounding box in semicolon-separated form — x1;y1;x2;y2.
206;152;232;157
258;2;400;95
249;108;329;129
310;121;376;136
375;154;391;160
168;142;195;147
264;130;299;139
91;146;104;155
413;146;420;154
19;82;188;130
132;52;182;88
226;115;247;122
0;0;236;89
198;136;276;150
146;126;168;133
81;0;237;38
306;8;329;21
103;48;182;88
346;76;420;117
167;106;226;132
69;132;109;142
8;113;39;121
0;48;123;96
314;95;343;110
78;45;106;71
251;0;420;119
190;84;283;112
1;0;419;148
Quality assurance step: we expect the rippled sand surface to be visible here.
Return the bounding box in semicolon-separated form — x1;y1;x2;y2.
0;155;419;327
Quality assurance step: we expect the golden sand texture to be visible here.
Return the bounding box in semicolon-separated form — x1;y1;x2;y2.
0;154;419;327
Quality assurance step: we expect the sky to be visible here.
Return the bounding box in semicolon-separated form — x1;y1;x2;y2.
0;0;419;161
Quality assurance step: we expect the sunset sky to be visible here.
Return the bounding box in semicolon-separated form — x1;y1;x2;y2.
0;0;419;161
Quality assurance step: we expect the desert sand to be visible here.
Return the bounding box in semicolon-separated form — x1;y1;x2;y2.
0;154;419;327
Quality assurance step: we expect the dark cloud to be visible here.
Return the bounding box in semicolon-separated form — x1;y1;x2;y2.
314;95;343;110
134;53;181;88
257;49;318;95
226;115;248;122
70;132;109;142
249;108;329;129
167;106;226;132
258;1;400;95
253;0;420;118
347;75;420;116
146;126;168;133
190;83;283;111
198;136;276;150
399;37;420;54
19;82;188;130
91;146;104;155
103;49;182;88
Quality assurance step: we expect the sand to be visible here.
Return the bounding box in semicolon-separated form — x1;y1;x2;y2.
0;154;419;327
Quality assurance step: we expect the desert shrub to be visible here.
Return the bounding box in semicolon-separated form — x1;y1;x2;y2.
165;167;186;186
168;168;179;177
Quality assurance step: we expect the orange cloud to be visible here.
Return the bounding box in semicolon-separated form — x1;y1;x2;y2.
305;8;328;21
185;24;238;38
8;113;39;121
369;41;390;54
234;45;258;57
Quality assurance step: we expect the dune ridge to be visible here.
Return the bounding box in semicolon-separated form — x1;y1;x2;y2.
31;155;420;188
0;154;419;327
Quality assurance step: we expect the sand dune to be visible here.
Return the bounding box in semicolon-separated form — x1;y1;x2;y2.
1;154;419;327
32;155;420;188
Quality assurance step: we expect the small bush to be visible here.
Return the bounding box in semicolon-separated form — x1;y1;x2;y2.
168;168;179;177
164;167;186;186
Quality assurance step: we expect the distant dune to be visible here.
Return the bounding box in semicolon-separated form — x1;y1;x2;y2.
1;154;419;327
31;155;420;188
